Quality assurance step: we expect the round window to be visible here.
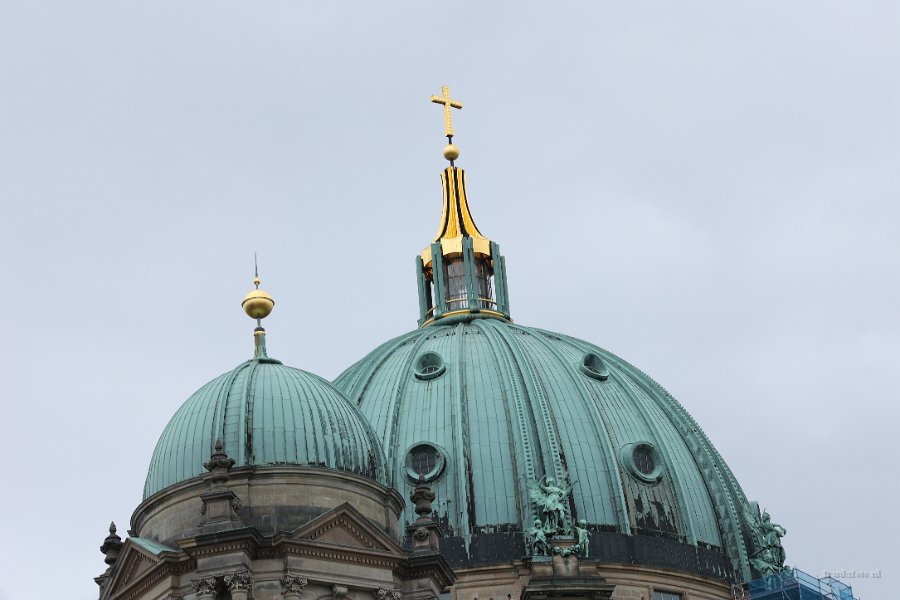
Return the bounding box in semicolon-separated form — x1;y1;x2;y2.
620;442;663;483
405;443;446;482
633;445;656;475
579;352;609;381
414;352;446;380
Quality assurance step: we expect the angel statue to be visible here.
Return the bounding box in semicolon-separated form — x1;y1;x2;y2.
526;476;573;533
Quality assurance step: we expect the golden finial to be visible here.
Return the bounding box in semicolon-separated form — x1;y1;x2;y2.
430;84;463;163
242;257;274;321
242;282;274;320
242;256;276;360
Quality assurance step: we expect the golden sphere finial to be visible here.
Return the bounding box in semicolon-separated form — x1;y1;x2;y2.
443;143;460;162
242;276;274;320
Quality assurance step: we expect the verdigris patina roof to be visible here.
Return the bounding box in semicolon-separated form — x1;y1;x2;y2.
144;355;387;499
334;317;769;582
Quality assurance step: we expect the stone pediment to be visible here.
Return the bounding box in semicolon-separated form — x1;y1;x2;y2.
290;502;404;554
101;540;166;600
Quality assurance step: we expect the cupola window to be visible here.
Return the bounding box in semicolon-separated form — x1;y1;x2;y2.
620;442;664;483
633;446;656;476
414;352;447;380
405;443;446;482
443;258;495;312
411;446;438;475
579;352;610;381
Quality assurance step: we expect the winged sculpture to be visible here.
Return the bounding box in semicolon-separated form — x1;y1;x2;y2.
525;475;573;533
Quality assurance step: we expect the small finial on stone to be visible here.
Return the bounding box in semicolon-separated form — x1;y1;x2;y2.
100;520;123;566
204;439;235;486
411;475;437;518
408;475;441;553
199;441;243;532
96;521;123;588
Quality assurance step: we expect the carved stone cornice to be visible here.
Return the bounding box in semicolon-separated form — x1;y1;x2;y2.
521;576;615;600
401;552;456;589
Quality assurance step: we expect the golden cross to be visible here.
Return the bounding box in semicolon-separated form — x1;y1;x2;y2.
430;85;463;138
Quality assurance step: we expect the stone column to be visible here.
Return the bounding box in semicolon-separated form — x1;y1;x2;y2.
281;574;308;600
225;571;254;600
191;577;218;600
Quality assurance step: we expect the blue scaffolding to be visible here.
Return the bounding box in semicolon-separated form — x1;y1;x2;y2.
748;569;856;600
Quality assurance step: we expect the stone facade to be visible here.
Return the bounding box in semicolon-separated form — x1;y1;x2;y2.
447;561;732;600
132;466;405;545
96;444;741;600
98;446;452;600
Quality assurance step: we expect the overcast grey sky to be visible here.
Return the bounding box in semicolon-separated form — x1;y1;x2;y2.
1;2;897;599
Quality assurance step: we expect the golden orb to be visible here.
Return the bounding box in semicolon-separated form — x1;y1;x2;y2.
242;289;275;320
443;143;460;161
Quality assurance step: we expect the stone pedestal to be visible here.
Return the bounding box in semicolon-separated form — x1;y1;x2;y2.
199;488;242;532
407;476;441;554
523;546;615;600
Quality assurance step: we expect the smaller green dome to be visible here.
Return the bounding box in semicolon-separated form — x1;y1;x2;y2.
144;357;386;499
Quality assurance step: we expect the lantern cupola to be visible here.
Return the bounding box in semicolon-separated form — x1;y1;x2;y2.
416;85;511;327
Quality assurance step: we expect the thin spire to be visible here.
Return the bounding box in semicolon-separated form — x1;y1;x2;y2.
241;260;274;359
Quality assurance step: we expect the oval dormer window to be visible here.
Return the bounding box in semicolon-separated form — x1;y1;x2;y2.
620;442;664;483
579;352;609;381
405;443;446;482
633;445;656;476
414;352;446;380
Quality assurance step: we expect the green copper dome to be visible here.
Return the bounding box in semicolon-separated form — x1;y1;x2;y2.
144;355;387;499
332;141;787;583
335;318;773;582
